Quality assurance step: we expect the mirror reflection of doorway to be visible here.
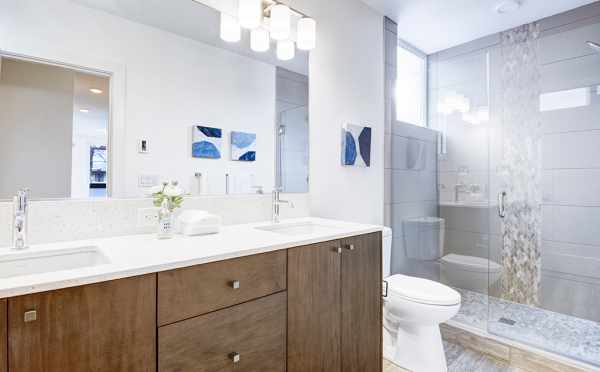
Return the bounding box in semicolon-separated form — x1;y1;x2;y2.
0;56;110;199
276;67;309;193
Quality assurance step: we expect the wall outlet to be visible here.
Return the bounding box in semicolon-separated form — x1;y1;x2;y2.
137;207;159;227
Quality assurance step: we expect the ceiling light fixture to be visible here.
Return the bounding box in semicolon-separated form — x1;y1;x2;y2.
270;4;291;41
494;0;522;14
251;28;270;52
79;109;90;113
297;17;316;51
220;13;241;43
89;88;103;94
238;0;263;29
277;40;295;61
218;1;316;60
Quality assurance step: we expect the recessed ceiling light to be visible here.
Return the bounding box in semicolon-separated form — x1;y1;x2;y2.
89;88;103;94
494;0;522;14
79;109;90;113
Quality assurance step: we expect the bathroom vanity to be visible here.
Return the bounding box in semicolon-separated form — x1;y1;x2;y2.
0;219;382;372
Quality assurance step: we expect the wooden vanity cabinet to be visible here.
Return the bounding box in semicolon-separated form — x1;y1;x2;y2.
1;231;382;372
1;299;6;372
287;232;382;372
7;274;157;372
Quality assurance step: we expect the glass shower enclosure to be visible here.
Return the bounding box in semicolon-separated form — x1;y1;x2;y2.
428;11;600;367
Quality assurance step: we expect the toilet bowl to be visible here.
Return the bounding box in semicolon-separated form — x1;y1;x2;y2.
382;226;462;372
440;253;502;294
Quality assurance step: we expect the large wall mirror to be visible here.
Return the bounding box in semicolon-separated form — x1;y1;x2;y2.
0;0;310;200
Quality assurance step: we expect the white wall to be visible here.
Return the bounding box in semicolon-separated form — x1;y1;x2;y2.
0;0;276;198
296;0;386;225
0;58;74;199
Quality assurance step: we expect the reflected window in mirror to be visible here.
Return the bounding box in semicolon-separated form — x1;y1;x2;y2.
0;56;110;200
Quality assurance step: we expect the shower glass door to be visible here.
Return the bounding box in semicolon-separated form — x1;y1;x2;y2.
488;18;600;367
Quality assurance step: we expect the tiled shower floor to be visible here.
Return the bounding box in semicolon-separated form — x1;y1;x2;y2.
452;287;600;367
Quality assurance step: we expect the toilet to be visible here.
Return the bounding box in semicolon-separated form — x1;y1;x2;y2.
382;227;461;372
440;253;502;294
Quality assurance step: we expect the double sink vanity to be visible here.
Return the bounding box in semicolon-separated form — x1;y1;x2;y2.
0;218;383;372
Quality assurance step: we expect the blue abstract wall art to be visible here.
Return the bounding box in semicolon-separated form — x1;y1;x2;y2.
192;125;222;159
341;124;371;167
231;131;256;161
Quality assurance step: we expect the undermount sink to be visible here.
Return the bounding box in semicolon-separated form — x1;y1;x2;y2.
255;221;344;236
0;246;110;279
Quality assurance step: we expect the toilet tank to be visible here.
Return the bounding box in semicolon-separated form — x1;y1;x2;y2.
403;217;445;261
382;227;393;279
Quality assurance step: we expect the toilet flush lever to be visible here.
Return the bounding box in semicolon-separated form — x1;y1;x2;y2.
382;280;388;298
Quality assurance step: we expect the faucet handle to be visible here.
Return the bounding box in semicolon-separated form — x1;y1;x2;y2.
15;188;30;211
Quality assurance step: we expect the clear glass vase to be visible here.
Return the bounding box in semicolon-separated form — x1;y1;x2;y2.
157;201;174;239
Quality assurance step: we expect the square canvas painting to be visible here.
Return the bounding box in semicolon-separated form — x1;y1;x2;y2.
231;131;256;161
192;125;222;159
341;124;371;167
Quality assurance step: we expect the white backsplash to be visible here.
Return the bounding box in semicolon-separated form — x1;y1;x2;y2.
0;194;310;246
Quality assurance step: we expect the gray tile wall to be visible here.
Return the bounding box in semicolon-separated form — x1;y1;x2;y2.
384;17;397;228
390;122;439;276
386;17;440;276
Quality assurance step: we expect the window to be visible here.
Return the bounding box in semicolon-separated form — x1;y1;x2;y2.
396;44;427;127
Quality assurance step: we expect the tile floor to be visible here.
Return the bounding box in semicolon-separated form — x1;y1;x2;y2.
383;341;520;372
453;287;600;367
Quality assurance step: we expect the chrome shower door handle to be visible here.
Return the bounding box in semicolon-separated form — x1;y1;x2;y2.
498;191;507;218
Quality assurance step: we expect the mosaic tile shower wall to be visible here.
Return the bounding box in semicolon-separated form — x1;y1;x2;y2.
499;23;543;306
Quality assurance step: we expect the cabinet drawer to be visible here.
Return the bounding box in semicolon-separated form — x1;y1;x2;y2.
159;291;287;372
157;250;286;325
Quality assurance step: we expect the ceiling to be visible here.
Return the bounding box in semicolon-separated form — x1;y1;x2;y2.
360;0;599;54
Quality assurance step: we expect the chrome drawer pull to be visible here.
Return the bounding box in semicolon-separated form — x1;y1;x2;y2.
346;244;355;251
229;352;240;363
230;280;240;289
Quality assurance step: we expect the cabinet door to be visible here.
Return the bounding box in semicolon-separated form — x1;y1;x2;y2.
8;274;156;372
341;232;382;372
1;299;6;372
287;241;342;372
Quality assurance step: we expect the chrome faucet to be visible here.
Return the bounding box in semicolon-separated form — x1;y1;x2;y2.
272;188;294;223
454;183;469;203
13;188;30;250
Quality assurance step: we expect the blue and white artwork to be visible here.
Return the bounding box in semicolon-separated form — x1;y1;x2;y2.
192;125;222;159
231;131;256;161
341;124;371;167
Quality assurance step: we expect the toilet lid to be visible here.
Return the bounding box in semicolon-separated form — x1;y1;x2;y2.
385;274;461;306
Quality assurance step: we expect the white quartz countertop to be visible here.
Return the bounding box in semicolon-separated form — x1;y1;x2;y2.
0;217;383;299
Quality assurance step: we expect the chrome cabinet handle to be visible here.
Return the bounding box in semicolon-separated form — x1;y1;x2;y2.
230;280;240;289
333;246;342;254
498;191;507;218
229;352;240;363
345;244;355;251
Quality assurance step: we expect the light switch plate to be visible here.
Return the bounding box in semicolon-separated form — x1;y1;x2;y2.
139;174;160;188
